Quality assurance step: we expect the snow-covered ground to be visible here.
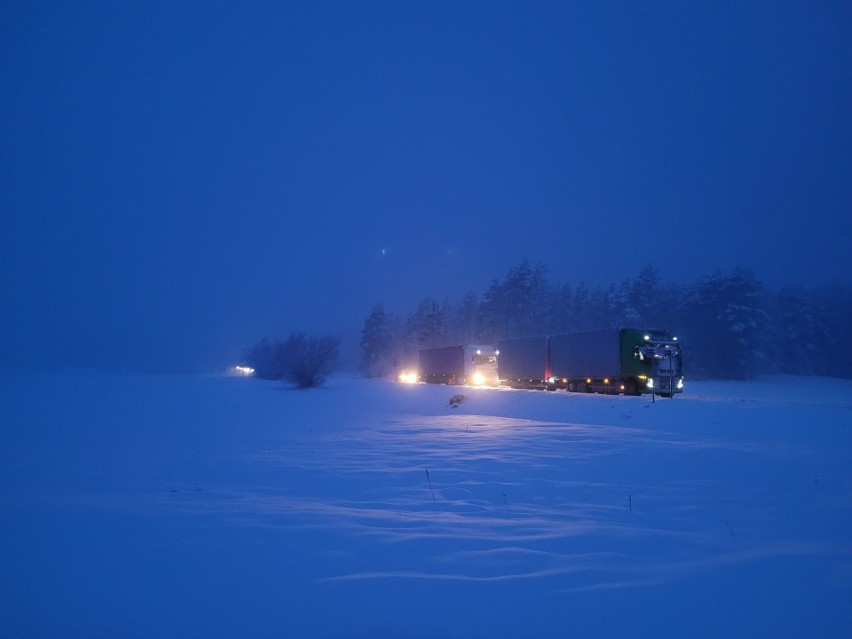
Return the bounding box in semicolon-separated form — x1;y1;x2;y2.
1;371;850;638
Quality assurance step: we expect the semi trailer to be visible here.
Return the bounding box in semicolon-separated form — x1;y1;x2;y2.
495;335;549;389
399;344;500;386
498;328;684;396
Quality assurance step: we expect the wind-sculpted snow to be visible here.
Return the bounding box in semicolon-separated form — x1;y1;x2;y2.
146;412;843;595
2;372;850;638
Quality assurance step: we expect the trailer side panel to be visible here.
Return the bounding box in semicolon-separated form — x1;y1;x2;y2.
497;336;548;382
549;329;621;380
419;346;465;378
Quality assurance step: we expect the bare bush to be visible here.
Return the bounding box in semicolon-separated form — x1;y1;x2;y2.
280;332;340;389
243;333;340;388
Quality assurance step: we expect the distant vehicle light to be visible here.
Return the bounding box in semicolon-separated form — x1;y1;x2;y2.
495;350;500;356
398;371;418;384
644;335;651;341
232;365;255;376
476;349;482;355
547;377;556;384
603;378;610;384
472;372;485;385
673;336;678;341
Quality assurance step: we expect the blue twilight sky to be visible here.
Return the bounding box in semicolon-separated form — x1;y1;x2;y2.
2;1;851;372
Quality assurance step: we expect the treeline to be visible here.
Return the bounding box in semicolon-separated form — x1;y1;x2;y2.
360;261;852;380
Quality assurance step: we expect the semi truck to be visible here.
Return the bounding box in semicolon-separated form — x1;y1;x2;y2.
402;344;499;386
498;328;684;397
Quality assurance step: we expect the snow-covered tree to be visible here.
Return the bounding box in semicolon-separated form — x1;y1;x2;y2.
449;291;479;343
685;268;770;378
629;264;661;327
359;304;395;377
402;297;448;351
476;260;550;340
545;283;573;334
568;282;593;331
812;284;852;378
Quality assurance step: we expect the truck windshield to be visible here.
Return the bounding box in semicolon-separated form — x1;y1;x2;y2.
636;344;680;362
474;354;497;366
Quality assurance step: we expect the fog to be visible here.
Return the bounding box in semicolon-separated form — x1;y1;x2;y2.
2;2;850;373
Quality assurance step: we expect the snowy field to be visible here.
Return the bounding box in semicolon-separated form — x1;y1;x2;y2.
2;371;851;638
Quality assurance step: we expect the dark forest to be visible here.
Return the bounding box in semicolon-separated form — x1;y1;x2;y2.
360;261;852;380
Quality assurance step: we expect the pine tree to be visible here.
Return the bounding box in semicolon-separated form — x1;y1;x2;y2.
450;291;479;343
814;284;852;378
476;278;507;343
569;282;592;331
359;304;394;377
476;260;550;340
402;298;448;352
545;283;573;334
685;268;769;378
774;288;819;375
629;264;661;327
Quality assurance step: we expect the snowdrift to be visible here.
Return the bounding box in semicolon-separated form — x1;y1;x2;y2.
1;372;850;638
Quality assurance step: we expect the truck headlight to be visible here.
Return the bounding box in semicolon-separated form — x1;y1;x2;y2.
398;372;418;384
472;372;485;385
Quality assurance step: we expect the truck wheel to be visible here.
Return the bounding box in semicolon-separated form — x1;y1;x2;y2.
578;382;587;393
